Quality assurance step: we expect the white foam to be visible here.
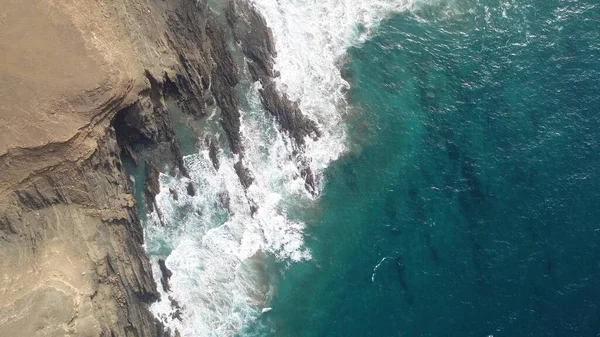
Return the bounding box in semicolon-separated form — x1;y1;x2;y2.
147;0;428;336
372;256;392;283
246;0;437;190
149;85;315;337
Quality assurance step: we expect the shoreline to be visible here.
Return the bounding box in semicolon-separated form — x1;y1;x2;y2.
0;0;328;335
0;0;413;335
0;0;287;335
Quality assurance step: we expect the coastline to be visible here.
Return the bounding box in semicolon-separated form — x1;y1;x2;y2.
0;0;292;335
0;0;412;335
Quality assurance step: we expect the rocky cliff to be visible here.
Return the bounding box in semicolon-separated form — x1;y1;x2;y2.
0;0;317;335
0;0;231;336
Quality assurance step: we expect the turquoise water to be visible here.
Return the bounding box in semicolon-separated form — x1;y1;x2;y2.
257;1;600;336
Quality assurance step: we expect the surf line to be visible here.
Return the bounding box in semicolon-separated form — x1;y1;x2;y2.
372;256;392;283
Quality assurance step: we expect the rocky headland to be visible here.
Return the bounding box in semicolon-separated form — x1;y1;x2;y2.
0;0;311;336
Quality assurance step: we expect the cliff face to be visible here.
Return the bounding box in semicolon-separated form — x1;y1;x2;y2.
0;0;227;336
0;0;318;335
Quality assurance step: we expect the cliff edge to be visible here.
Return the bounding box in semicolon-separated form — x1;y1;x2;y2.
0;0;221;336
0;0;317;335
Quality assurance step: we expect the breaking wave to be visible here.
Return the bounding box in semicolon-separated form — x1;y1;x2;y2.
145;0;428;335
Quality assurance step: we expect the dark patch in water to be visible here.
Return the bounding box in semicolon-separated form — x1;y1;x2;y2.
263;3;600;336
407;186;426;225
342;161;359;192
423;232;441;266
467;232;487;290
458;192;474;217
384;192;399;223
543;250;555;278
394;256;415;306
460;156;484;204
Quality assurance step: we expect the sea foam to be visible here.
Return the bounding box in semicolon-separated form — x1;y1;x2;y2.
147;0;423;336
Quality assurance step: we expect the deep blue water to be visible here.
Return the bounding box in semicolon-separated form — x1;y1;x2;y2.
260;1;600;336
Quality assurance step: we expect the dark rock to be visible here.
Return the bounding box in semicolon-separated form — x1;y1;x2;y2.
162;0;213;119
145;161;161;213
154;319;173;337
228;1;276;80
14;175;69;211
112;82;189;179
0;214;17;235
260;83;321;144
121;143;139;166
300;166;317;195
205;20;243;154
145;161;167;226
158;259;173;292
186;182;196;197
169;296;183;322
249;200;258;216
206;137;220;170
169;188;179;201
1;1;263;336
205;95;215;107
219;192;231;212
227;1;320;146
234;161;254;189
172;141;189;178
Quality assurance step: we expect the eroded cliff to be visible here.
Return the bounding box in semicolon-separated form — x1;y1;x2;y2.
0;0;319;335
0;0;226;335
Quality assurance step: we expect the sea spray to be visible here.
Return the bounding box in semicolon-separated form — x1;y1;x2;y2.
147;83;315;336
146;0;428;336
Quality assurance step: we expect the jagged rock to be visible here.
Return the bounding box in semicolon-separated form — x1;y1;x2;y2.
0;0;246;335
169;297;183;322
158;259;173;292
225;1;320;194
219;192;231;213
228;1;321;146
186;182;196;197
155;319;173;337
234;161;254;189
249;200;259;216
145;161;161;212
169;188;179;201
206;21;243;154
0;214;17;235
112;85;189;179
301;166;317;195
0;0;328;334
206;137;220;170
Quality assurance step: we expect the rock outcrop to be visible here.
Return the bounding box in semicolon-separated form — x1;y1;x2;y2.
0;0;324;335
226;1;321;193
0;0;243;336
226;0;321;146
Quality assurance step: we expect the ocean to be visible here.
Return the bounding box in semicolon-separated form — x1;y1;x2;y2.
140;0;600;336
